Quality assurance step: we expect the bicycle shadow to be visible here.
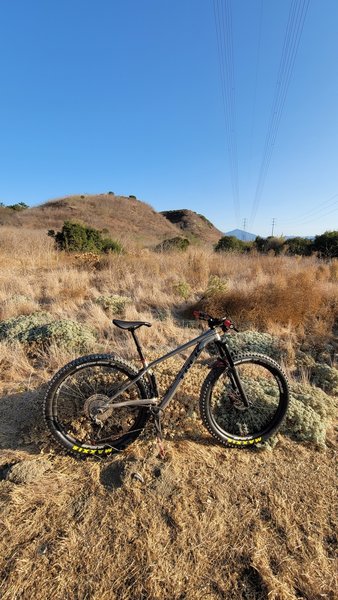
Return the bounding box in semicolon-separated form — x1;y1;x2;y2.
0;385;49;456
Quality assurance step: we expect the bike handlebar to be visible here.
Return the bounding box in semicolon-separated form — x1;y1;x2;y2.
193;310;238;332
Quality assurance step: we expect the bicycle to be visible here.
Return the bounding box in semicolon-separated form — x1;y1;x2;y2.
44;311;289;456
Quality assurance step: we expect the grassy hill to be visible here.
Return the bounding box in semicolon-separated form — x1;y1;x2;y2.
161;209;223;243
0;196;223;248
0;195;181;247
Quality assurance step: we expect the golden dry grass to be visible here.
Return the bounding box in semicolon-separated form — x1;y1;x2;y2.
0;228;337;599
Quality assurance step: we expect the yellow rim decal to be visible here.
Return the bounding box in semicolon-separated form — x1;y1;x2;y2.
225;437;262;445
71;445;113;454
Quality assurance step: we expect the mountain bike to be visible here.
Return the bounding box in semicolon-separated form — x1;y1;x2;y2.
44;312;289;456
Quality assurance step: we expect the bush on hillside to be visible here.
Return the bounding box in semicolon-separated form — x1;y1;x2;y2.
7;202;29;211
49;221;123;254
155;237;190;252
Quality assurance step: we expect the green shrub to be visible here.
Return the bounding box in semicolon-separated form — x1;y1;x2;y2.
285;237;312;256
205;275;228;297
27;320;96;352
215;236;244;253
283;382;337;446
0;312;96;352
174;281;191;300
95;295;131;315
310;363;338;395
312;230;338;258
225;331;283;361
155;237;190;252
0;312;53;342
7;202;29;211
51;221;123;254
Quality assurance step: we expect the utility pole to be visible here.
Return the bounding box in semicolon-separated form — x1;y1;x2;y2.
242;218;247;241
271;218;276;237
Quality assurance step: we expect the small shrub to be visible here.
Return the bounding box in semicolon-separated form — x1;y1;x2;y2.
225;331;283;361
0;312;96;352
8;202;29;211
0;312;53;342
108;191;114;195
27;320;96;352
174;281;191;300
284;381;336;446
205;275;228;297
129;195;136;199
95;295;132;315
155;237;190;252
310;363;338;395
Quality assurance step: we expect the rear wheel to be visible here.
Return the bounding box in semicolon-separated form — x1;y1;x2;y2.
44;354;150;456
200;353;289;447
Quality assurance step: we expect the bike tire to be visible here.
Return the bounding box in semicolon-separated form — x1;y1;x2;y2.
199;353;289;447
44;354;151;457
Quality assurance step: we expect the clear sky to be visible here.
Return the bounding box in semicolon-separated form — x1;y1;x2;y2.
0;0;337;237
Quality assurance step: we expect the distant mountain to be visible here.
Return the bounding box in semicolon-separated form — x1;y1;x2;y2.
224;229;257;241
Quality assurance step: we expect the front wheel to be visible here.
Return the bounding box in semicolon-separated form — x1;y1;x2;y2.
199;353;289;447
44;354;150;457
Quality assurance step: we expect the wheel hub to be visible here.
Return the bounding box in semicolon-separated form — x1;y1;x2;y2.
84;394;110;420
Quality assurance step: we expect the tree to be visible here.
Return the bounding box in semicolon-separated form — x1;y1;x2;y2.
312;231;338;258
284;237;312;256
253;236;285;255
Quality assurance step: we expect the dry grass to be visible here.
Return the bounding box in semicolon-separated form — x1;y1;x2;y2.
0;229;337;599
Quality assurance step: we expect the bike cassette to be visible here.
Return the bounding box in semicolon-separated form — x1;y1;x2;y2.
84;394;110;422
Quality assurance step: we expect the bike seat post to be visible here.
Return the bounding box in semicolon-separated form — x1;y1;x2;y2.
131;330;147;368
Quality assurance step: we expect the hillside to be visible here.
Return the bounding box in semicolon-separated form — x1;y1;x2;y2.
161;209;223;243
0;196;225;248
0;195;181;247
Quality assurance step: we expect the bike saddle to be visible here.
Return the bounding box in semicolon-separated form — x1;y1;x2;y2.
112;319;152;331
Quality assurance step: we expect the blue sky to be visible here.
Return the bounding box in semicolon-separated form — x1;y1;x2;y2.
0;0;337;237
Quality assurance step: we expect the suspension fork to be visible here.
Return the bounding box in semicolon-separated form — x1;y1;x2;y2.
215;341;250;407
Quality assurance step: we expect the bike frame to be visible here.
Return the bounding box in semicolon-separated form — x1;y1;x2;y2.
98;325;249;417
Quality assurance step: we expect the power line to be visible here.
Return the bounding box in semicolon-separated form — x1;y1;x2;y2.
213;0;240;225
250;0;310;226
277;193;338;224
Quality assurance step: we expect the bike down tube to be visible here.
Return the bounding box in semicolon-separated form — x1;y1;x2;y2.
106;328;219;408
